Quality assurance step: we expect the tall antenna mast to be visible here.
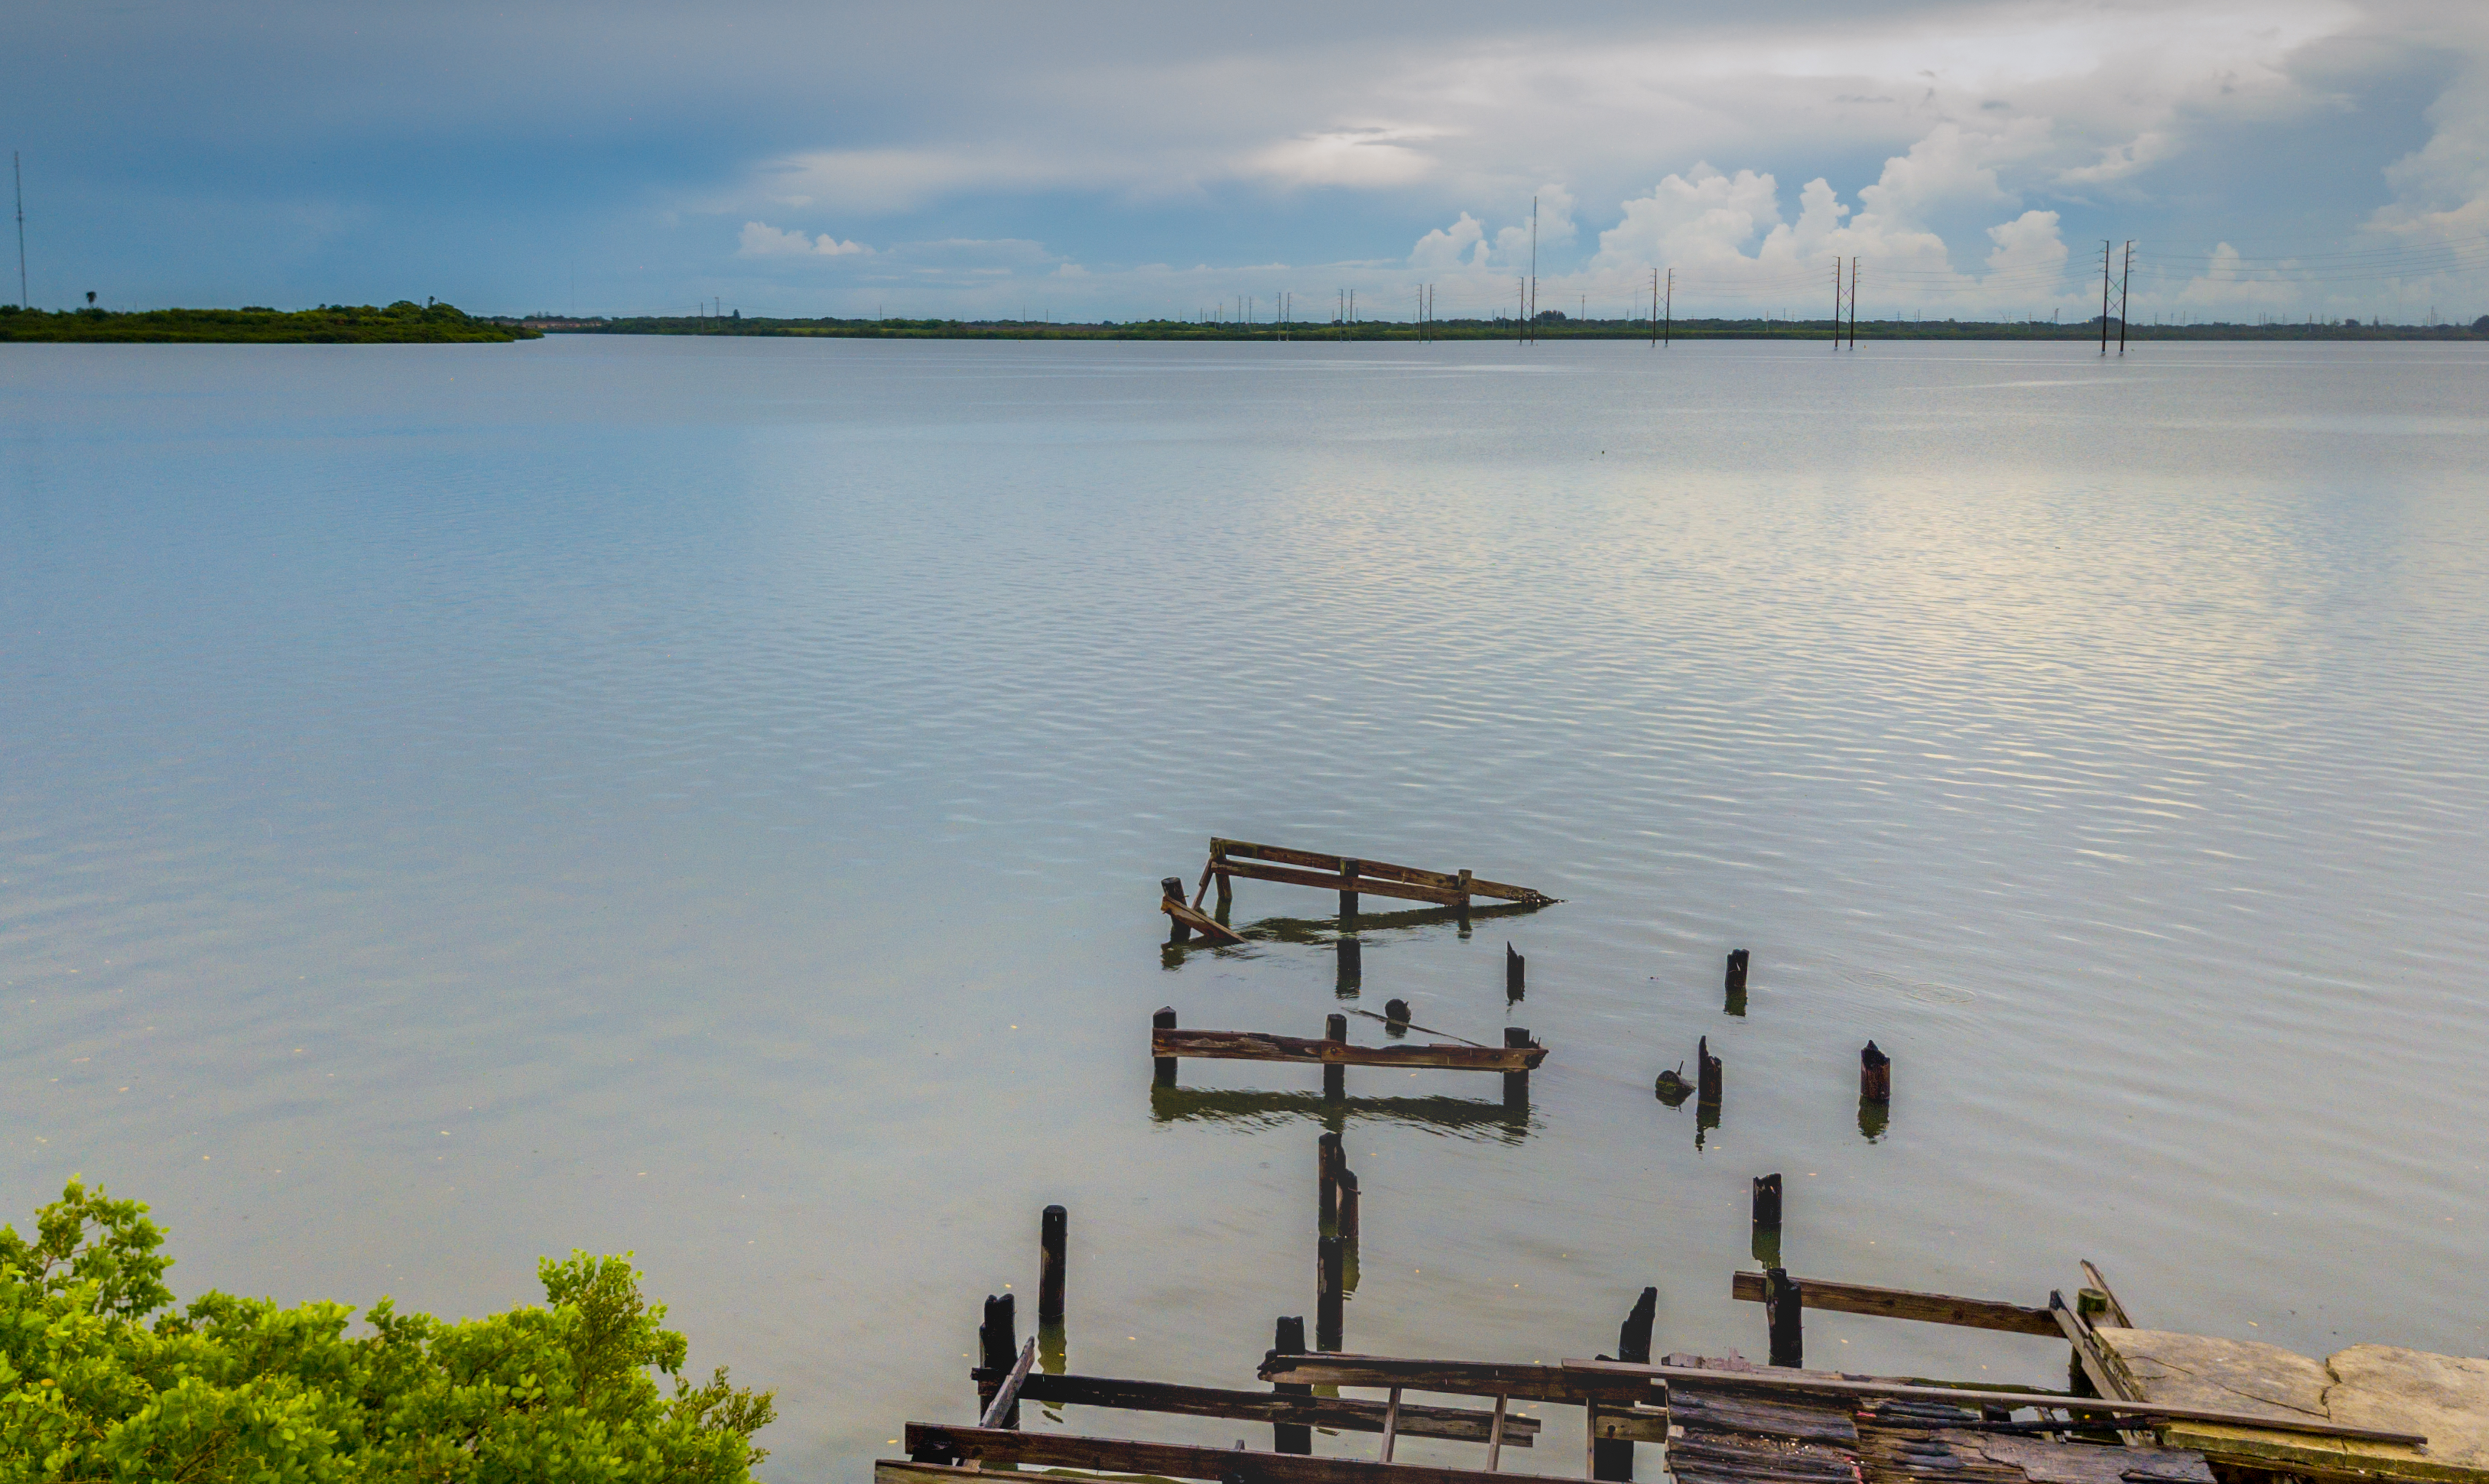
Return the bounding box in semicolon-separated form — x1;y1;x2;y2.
13;152;25;310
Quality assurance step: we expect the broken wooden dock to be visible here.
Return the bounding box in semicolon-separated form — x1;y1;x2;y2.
1151;1007;1545;1106
1195;838;1558;918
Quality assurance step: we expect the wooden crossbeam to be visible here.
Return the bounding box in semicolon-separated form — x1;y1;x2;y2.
902;1424;1524;1484
1209;838;1555;906
1162;895;1247;945
1259;1352;1652;1405
969;1368;1540;1445
1156;1028;1547;1073
1729;1271;2060;1337
977;1339;1035;1429
1557;1362;2428;1447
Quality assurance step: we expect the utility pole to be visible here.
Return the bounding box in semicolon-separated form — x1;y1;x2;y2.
1651;268;1658;348
1850;257;1859;348
2118;241;2133;356
1666;268;1673;346
1832;259;1843;350
1529;195;1538;345
15;152;26;309
2100;240;2112;356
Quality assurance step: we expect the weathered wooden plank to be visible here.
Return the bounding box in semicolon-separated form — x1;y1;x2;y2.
978;1338;1036;1429
1162;895;1247;946
1728;1271;2060;1338
1156;1029;1547;1072
2077;1261;2134;1330
1260;1353;1651;1404
904;1424;1524;1484
969;1368;1541;1444
1216;858;1466;906
1668;1387;1859;1444
1560;1363;2428;1446
1209;839;1554;905
876;1461;990;1484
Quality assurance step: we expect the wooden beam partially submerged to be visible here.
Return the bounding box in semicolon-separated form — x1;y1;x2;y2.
903;1424;1532;1484
1259;1352;1655;1405
1728;1270;2060;1337
1162;895;1247;946
1553;1362;2429;1446
1157;1028;1547;1073
972;1368;1541;1445
1208;838;1557;909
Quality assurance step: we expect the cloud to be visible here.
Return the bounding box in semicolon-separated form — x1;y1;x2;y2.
2060;131;2175;186
1410;212;1489;269
1242;125;1444;187
738;221;872;258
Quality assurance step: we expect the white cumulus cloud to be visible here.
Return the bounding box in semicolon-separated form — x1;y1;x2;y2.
739;221;872;258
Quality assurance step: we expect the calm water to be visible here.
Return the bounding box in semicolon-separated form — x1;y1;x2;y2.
5;337;2486;1479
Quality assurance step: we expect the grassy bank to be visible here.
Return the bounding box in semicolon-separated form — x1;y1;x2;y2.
1;301;541;343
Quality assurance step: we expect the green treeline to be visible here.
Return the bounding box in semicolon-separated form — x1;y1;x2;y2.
1;1180;772;1481
548;313;2489;343
0;301;541;343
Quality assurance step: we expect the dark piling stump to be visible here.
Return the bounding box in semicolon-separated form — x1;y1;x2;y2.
1214;866;1234;913
1271;1316;1312;1454
1503;1027;1533;1111
1338;859;1361;924
1506;943;1525;1001
1323;1013;1347;1101
1752;1173;1783;1265
1317;1131;1342;1234
1725;948;1750;1016
1153;1007;1179;1088
1697;1036;1723;1108
1654;1063;1691;1106
1336;936;1362;996
1764;1268;1802;1369
1039;1205;1067;1324
1861;1041;1891;1102
1382;998;1411;1035
1593;1286;1659;1480
1164;877;1192;944
980;1292;1021;1427
1336;1168;1360;1243
1316;1236;1345;1351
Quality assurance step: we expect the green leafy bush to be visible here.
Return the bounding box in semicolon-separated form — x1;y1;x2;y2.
0;1180;773;1481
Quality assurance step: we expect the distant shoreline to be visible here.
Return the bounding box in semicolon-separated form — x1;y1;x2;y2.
1;303;539;343
522;313;2489;343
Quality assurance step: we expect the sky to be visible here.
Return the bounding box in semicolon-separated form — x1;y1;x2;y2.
11;0;2489;322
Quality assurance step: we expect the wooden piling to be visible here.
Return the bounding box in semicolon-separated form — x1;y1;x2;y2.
1764;1268;1802;1369
1324;1014;1348;1100
1593;1287;1658;1480
1316;1237;1345;1351
1272;1316;1313;1454
1154;1007;1179;1088
1337;936;1362;995
1318;1132;1341;1232
1725;949;1749;995
1039;1206;1067;1324
1697;1037;1722;1107
1505;943;1524;1001
1752;1173;1782;1229
1503;1027;1532;1110
1339;859;1361;922
1164;878;1192;943
1337;1168;1360;1242
980;1293;1022;1427
1860;1041;1891;1103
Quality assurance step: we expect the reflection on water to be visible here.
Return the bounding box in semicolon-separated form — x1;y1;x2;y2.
5;338;2488;1479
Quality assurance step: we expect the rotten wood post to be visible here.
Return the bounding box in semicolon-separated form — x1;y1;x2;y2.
1214;843;1234;913
1593;1287;1658;1479
979;1292;1022;1427
1861;1041;1891;1103
1153;1007;1179;1088
1336;935;1361;995
1316;1235;1345;1351
1164;877;1192;943
1506;943;1525;1001
1338;858;1360;922
1724;948;1749;1015
1318;1131;1342;1233
1697;1037;1723;1109
1271;1315;1312;1454
1458;869;1474;932
1324;1013;1348;1100
1038;1205;1067;1324
1752;1172;1783;1266
1765;1268;1803;1369
1503;1027;1533;1111
1336;1167;1360;1242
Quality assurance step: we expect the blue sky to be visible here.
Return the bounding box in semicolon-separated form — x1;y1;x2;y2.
11;0;2488;320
